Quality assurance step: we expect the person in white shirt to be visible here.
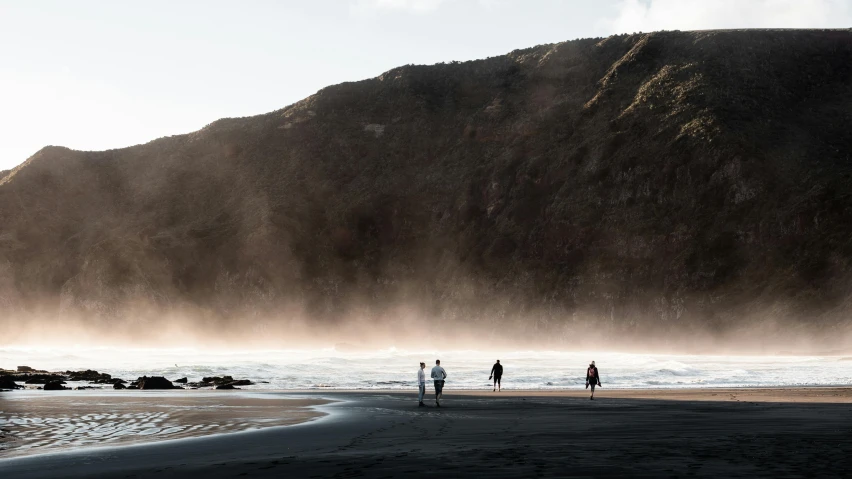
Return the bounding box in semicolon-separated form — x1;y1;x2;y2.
417;362;426;407
430;359;447;407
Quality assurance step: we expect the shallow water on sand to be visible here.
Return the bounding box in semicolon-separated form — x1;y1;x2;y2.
0;391;327;457
2;347;850;390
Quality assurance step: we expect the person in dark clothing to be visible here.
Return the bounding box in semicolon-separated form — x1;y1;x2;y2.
585;361;601;400
489;360;503;392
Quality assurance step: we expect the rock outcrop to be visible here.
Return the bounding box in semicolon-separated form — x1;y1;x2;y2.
133;376;180;390
0;375;22;389
188;376;253;388
43;380;68;390
66;370;112;382
23;374;66;384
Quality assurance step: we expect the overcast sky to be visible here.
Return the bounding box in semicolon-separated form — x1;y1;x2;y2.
1;0;851;170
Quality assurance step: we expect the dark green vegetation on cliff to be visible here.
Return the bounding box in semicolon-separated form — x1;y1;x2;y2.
2;30;852;337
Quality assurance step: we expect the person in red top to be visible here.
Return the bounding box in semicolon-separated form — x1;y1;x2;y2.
585;361;601;400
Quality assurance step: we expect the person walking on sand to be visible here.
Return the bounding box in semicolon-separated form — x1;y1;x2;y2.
431;359;447;407
417;362;427;407
586;361;602;400
489;359;503;392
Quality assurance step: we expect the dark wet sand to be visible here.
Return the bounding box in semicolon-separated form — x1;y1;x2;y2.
0;392;327;457
2;388;852;478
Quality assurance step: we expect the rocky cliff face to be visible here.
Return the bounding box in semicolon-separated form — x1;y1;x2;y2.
2;30;852;341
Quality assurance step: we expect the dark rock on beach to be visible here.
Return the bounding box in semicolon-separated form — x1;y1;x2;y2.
113;382;127;390
173;377;188;383
24;375;65;384
43;380;68;391
200;376;253;387
202;376;234;384
215;384;239;390
67;370;112;382
228;379;254;386
0;375;22;389
135;376;179;390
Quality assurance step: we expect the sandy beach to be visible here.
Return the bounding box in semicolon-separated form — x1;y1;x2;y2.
2;388;852;478
0;391;328;457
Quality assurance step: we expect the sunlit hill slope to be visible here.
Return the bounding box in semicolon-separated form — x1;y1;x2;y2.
2;29;852;340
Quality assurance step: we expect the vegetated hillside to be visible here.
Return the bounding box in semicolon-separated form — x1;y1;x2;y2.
2;29;852;339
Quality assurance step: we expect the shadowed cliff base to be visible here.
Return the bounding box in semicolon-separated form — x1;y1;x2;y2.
2;29;852;347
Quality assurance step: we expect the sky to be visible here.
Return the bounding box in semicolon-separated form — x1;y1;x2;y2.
1;0;851;170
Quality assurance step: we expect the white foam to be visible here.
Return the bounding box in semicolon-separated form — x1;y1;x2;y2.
2;347;850;390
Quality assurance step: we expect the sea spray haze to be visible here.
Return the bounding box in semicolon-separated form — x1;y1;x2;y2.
2;29;852;351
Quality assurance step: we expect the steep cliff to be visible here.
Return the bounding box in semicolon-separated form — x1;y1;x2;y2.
2;29;852;340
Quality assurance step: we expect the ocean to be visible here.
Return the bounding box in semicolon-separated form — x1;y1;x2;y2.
2;347;851;390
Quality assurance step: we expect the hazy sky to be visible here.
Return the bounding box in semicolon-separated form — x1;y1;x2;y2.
1;0;850;170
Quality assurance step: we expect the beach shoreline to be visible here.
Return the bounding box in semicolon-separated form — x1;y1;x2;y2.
5;348;851;391
0;391;332;458
3;388;852;478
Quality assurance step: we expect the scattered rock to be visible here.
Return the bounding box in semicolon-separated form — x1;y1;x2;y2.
202;376;234;384
0;375;22;389
199;376;253;387
173;377;188;383
136;376;178;390
44;380;68;391
113;382;127;390
227;379;254;386
215;384;239;390
23;374;65;384
67;370;112;382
